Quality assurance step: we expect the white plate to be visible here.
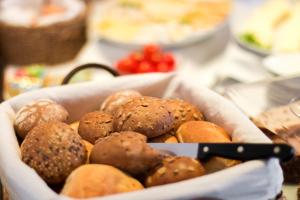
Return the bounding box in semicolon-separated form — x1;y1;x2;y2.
263;54;300;76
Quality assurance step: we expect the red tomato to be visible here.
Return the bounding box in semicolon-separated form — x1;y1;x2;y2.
143;44;161;57
156;62;171;72
129;52;143;63
150;52;163;64
116;58;135;73
136;61;156;73
163;53;175;67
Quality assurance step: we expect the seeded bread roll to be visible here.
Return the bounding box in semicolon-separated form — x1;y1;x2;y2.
114;97;174;138
145;156;205;187
61;164;143;198
90;131;163;176
100;90;142;114
78;111;114;144
176;121;231;143
21;121;87;184
148;134;178;143
165;99;204;132
14;99;69;139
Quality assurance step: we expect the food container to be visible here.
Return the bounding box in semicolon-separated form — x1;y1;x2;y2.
0;67;282;200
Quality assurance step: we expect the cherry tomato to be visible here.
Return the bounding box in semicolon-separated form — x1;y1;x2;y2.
150;52;163;64
136;61;156;73
116;58;135;73
156;62;171;72
143;44;161;57
163;53;175;67
129;52;143;63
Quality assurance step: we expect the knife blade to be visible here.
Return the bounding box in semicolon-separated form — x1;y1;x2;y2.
149;143;294;162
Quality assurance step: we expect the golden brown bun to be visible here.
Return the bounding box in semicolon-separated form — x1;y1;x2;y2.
14;99;69;139
148;134;178;143
78;111;114;144
100;90;142;114
83;140;93;163
165;99;204;132
90;131;163;176
61;164;143;198
21;122;87;184
176;121;231;143
114;97;174;138
70;121;79;134
203;157;240;174
145;156;205;187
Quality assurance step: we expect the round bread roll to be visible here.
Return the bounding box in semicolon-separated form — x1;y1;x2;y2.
21;121;87;184
100;90;142;114
145;156;205;187
176;121;231;143
165;99;204;132
14;99;69;139
203;157;240;174
114;97;174;138
78;111;114;144
149;134;178;143
90;131;163;176
61;164;143;198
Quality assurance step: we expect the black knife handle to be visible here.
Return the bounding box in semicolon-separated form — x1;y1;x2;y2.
197;143;294;162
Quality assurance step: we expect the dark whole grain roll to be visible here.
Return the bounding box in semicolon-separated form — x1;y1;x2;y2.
100;90;142;114
14;99;69;139
113;96;174;138
78;111;114;144
164;99;204;133
21;121;87;185
90;131;163;176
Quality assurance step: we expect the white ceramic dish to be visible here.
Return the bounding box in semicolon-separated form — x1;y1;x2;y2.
263;54;300;76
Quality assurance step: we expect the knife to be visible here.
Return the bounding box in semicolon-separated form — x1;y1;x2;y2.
149;143;294;162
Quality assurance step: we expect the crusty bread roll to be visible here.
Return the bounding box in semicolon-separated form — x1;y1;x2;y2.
90;131;163;176
100;90;142;114
114;96;174;138
78;111;114;144
203;157;240;174
145;156;205;187
148;134;178;143
164;99;204;133
14;99;69;139
61;164;143;198
176;121;231;143
21;121;87;184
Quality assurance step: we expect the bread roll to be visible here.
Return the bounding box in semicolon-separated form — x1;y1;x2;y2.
78;111;114;144
100;90;142;114
203;157;240;174
21;122;87;184
145;156;205;187
61;164;143;198
148;134;178;143
176;121;230;143
114;97;174;138
90;131;163;176
14;99;69;139
165;99;204;132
